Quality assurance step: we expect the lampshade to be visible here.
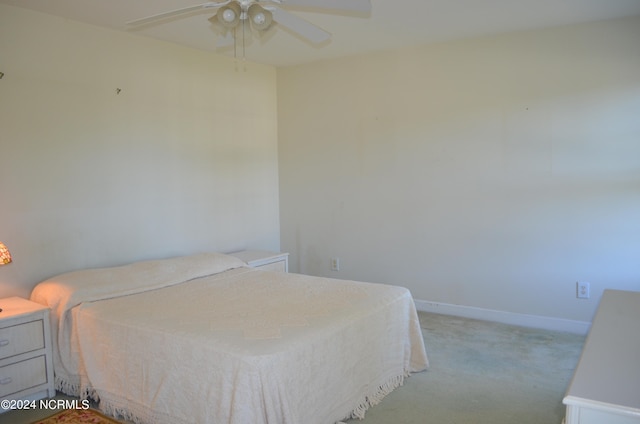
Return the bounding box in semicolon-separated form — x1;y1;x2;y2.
0;242;11;265
217;1;241;28
248;3;272;31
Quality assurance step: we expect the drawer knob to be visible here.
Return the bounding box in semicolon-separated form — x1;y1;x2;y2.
0;339;9;347
0;377;11;385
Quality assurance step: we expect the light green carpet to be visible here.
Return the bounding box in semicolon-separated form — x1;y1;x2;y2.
345;311;585;424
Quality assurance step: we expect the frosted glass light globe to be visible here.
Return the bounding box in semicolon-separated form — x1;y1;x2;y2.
222;9;236;22
253;12;266;25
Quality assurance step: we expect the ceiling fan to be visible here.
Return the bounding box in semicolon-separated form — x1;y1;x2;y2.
126;0;371;48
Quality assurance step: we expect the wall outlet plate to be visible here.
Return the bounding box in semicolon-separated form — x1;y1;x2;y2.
577;282;590;299
331;257;340;271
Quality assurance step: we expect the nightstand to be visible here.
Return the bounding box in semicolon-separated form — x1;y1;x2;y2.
230;250;289;272
0;297;55;412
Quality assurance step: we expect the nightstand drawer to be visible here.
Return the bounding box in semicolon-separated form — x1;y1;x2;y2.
0;355;47;397
0;320;45;360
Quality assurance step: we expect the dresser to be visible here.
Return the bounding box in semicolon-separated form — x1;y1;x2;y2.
0;297;55;412
562;290;640;424
229;250;289;272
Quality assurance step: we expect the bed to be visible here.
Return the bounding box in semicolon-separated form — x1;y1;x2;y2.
30;252;428;424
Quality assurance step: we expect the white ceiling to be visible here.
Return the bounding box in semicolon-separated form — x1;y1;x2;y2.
3;0;640;67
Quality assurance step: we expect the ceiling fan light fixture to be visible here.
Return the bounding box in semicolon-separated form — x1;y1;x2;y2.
217;1;241;28
248;3;272;31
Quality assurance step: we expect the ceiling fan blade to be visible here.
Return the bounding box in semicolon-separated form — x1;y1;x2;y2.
270;7;330;44
126;1;229;27
275;0;371;13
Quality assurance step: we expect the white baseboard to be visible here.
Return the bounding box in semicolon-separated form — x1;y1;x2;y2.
414;299;590;335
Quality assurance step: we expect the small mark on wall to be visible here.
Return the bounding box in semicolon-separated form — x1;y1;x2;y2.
502;103;551;174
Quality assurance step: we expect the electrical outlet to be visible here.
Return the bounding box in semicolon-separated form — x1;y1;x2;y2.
577;282;590;299
331;257;340;271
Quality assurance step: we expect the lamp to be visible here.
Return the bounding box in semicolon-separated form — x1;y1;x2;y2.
0;242;11;313
0;242;11;265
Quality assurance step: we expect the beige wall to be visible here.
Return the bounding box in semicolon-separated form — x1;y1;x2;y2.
0;5;280;298
277;16;640;322
1;4;639;324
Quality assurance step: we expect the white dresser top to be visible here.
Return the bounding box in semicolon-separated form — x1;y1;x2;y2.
563;289;640;415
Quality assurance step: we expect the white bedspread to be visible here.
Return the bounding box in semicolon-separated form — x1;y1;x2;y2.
31;253;428;424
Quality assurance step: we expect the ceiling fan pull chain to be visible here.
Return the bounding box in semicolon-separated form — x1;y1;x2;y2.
242;18;246;63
